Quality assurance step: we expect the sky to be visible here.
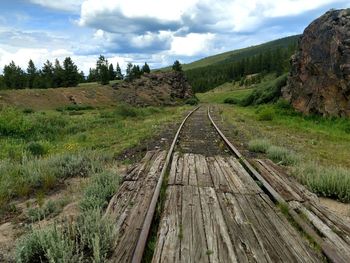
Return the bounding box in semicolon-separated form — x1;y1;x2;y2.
0;0;349;74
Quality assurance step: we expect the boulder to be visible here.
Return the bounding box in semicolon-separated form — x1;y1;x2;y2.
282;9;350;117
112;71;193;106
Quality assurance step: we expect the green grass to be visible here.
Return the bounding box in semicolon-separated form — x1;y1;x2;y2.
197;82;253;104
266;146;300;165
218;103;350;201
248;139;270;153
0;104;190;213
292;163;350;202
201;74;350;202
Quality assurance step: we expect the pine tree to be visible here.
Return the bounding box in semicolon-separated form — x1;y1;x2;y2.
3;61;26;89
53;59;64;87
115;63;123;80
27;59;37;88
125;62;133;81
172;60;182;72
96;55;109;85
0;75;5;90
141;62;150;74
42;60;54;88
87;68;98;82
108;63;116;81
62;57;79;87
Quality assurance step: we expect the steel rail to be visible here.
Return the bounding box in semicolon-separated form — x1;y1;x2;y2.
131;105;200;263
207;106;343;263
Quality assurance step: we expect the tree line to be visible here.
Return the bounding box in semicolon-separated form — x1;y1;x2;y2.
185;44;297;93
0;55;152;90
86;55;151;84
0;57;84;90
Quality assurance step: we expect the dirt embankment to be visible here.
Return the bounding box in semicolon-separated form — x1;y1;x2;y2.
0;72;194;110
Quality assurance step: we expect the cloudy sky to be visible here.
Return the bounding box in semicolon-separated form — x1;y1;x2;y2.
0;0;348;74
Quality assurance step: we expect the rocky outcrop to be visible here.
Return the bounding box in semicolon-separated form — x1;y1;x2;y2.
112;71;193;106
282;9;350;117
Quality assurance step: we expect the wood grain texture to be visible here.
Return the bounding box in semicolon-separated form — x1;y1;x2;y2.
151;154;321;262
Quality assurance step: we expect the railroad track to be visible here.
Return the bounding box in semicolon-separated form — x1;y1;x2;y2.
106;106;350;263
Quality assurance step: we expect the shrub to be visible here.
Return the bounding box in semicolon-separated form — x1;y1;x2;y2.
26;142;47;156
257;108;274;121
15;224;77;263
80;171;119;211
115;104;138;118
248;139;270;153
22;108;34;114
185;97;199;105
275;99;292;110
267;146;299;165
240;74;288;106
27;199;68;222
224;98;240;104
76;209;116;262
0;153;100;211
16;209;116;263
56;105;94;112
49;153;97;179
292;163;350;202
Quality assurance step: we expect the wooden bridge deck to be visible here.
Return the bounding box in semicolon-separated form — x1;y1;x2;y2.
152;153;320;262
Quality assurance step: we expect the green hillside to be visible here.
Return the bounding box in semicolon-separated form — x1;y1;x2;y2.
160;35;300;72
183;35;299;92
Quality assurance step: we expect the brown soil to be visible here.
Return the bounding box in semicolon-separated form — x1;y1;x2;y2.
319;197;350;221
0;85;118;110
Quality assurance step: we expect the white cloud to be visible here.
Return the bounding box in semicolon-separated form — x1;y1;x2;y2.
29;0;83;12
78;0;346;34
170;33;215;56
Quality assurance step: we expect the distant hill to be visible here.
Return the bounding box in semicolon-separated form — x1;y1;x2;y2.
160;35;300;72
170;35;300;93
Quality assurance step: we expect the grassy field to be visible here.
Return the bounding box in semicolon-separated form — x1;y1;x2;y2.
199;80;350;202
197;82;253;103
0;103;191;262
0;104;190;213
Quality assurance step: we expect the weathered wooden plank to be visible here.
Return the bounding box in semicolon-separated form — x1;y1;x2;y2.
255;159;302;202
107;151;166;263
217;192;268;263
188;154;198;186
195;154;213;187
152;186;182;263
299;206;350;261
235;194;289;262
256;194;320;262
181;185;209;262
174;154;184;185
308;203;350;245
215;156;246;194
123;151;155;181
207;157;231;193
200;187;237;263
226;157;262;194
182;154;190;185
168;152;179;185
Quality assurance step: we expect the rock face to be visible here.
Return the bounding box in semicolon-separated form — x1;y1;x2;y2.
113;71;193;106
282;9;350;117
